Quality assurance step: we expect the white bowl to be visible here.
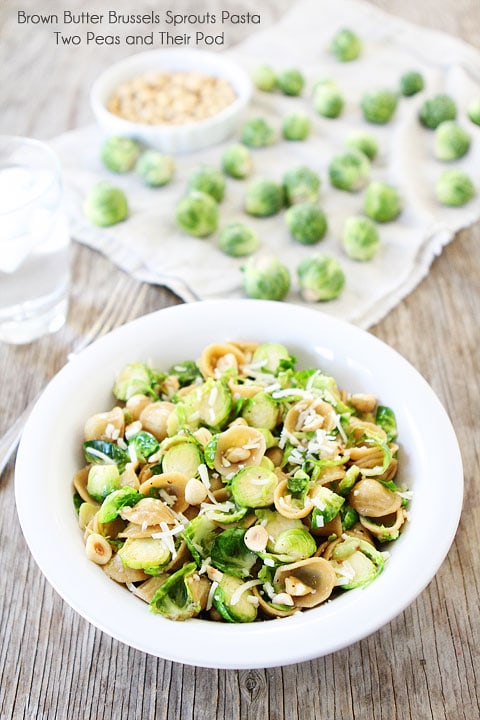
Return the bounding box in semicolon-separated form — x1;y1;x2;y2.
15;300;463;669
90;49;252;153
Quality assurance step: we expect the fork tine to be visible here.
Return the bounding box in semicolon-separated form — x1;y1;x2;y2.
72;275;131;353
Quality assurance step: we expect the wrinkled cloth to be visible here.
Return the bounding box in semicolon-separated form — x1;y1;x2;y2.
51;0;480;328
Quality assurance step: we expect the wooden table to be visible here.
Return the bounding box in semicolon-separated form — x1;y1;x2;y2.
1;1;479;717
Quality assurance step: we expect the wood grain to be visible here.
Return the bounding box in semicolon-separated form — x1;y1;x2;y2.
1;1;479;718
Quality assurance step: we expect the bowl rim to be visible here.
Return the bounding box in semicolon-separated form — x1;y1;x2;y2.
14;299;464;668
90;47;253;134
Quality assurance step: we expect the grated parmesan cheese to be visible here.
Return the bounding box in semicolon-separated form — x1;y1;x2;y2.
230;579;262;606
206;581;218;611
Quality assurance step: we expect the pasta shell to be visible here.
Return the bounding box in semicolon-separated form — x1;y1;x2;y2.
348;478;402;517
274;558;336;608
213;425;266;476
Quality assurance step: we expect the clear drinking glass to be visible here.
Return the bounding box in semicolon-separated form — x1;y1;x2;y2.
0;136;70;344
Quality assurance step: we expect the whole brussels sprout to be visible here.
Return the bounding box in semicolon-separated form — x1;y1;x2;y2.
364;181;402;222
282;112;311;141
175;191;219;237
100;136;140;173
467;98;480;126
187;165;225;202
361;90;398;124
245;178;284;217
241;117;277;148
241;255;290;300
276;68;305;96
419;94;457;129
283;166;321;205
219;223;259;257
435;169;476;207
434;121;471;161
329;150;370;192
345;131;379;161
342;216;380;261
252;65;277;92
330;28;362;62
313;80;344;119
221;144;253;179
297;254;345;302
399;70;425;97
84;182;128;227
285;202;328;245
135;150;174;187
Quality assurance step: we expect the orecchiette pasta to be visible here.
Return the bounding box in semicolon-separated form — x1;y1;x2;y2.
73;341;410;623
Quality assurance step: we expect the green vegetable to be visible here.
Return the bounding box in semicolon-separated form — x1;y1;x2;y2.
135;150;174;187
269;527;317;561
376;405;398;441
184;517;218;566
86;464;121;502
113;361;158;401
97;486;143;524
252;64;277;92
310;487;345;529
329;150;370;192
241;392;279;430
84;182;128;227
361;90;398;124
221;143;253;179
245;178;284;217
282;112;311;141
399;70;425;97
313;80;344;118
219;222;259;257
419;94;457;129
342;215;380;261
297;254;345;302
364;181;402;223
213;574;258;622
337;466;361;497
168;360;201;387
285;202;328;245
210;528;257;578
150;563;204;620
345;131;379;161
241;256;290;301
283;166;321;205
161;440;203;477
230;466;279;507
187;166;225;202
339;504;359;530
175;191;219;238
84;440;129;473
119;537;171;573
252;342;293;374
434;121;471;161
467;98;480;126
241;117;276;148
100;136;140;173
331;539;385;589
276;68;304;96
195;378;233;429
330;28;362;61
128;431;160;462
435;169;475;207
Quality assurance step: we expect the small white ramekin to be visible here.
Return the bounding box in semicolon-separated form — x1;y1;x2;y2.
90;48;252;154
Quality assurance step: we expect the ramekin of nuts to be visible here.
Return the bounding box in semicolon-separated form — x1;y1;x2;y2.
91;49;252;153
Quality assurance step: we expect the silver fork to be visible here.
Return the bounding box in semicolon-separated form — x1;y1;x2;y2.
0;276;146;477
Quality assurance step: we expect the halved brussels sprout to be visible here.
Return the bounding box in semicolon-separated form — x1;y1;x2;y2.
210;527;257;578
150;562;209;620
231;466;278;508
213;574;258;622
